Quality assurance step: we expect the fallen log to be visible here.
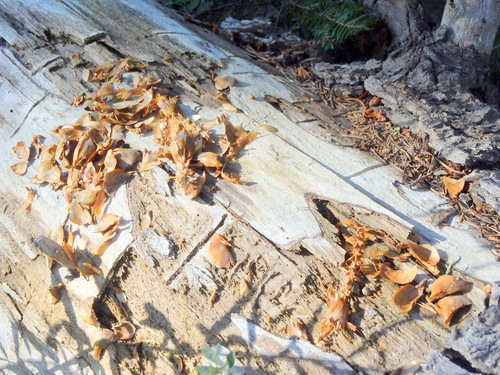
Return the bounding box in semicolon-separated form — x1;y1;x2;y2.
0;1;497;374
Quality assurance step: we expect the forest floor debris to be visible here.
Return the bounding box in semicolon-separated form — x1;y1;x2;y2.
214;24;500;256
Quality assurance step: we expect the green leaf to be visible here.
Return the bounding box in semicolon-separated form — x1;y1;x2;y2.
194;365;225;375
201;344;215;361
226;350;236;368
201;344;225;367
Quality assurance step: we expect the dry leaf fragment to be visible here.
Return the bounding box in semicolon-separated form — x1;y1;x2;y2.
72;136;96;168
428;275;470;302
10;160;28;175
171;131;196;166
259;124;278;133
197;152;223;168
132;342;142;359
393;285;424;314
36;160;61;184
208;233;234;268
379;264;417;285
72;95;85;106
209;290;219;307
94;224;119;256
368;243;401;259
221;170;246;185
156;95;181;117
46;255;55;269
222;101;239;113
369;96;381;107
69;200;92;225
57;128;84;141
79;296;99;327
213;113;228;126
338;219;379;245
103;150;117;173
297;67;309;78
360;260;380;278
103;170;132;197
139;150;160;172
21;188;36;213
30;134;45;160
64;226;75;249
407;241;440;275
368;244;386;260
286;317;310;340
11;141;30;160
113;286;127;303
434;295;471;325
94;214;121;233
74;187;100;206
114;149;141;171
49;283;64;304
223;122;258;160
113;321;136;340
82;68;93;82
39;144;57;163
214;76;238;91
372;109;387;122
66;168;81;188
174;354;184;374
75;251;101;278
239;278;251;297
111;125;125;140
184;172;206;199
318;286;351;342
70;54;85;67
92;189;107;217
93;329;117;360
440;176;465;198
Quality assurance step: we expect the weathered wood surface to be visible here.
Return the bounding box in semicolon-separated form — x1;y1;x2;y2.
441;0;500;55
0;1;497;374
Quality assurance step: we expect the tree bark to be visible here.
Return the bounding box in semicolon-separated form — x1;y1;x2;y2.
363;0;500;167
441;0;500;55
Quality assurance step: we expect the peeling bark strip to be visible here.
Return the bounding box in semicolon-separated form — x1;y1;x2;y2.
33;235;78;271
0;1;498;374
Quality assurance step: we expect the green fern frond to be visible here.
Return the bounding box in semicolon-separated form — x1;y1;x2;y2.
281;0;375;50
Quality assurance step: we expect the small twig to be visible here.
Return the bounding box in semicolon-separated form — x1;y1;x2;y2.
338;134;369;140
435;158;465;175
417;301;437;314
357;91;369;100
229;254;250;281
